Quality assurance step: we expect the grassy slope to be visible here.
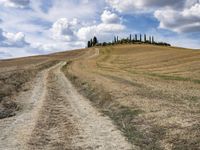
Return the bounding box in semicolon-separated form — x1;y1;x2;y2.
0;49;84;119
64;44;200;150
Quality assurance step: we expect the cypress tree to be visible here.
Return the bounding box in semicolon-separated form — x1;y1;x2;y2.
93;36;98;46
130;34;132;42
87;41;91;47
114;36;117;44
135;34;137;41
140;34;142;42
144;34;147;42
90;39;93;47
149;36;151;43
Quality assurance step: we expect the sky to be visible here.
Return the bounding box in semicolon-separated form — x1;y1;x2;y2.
0;0;200;59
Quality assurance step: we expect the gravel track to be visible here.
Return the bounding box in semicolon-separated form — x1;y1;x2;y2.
0;61;133;150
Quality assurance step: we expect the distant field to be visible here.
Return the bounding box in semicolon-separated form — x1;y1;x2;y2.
64;44;200;149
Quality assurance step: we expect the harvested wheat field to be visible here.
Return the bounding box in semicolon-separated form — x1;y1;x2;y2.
64;44;200;149
0;44;200;150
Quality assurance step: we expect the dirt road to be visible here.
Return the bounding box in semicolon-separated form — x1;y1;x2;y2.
0;61;133;150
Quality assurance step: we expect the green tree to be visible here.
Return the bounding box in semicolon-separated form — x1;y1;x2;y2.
152;36;154;43
90;39;93;46
114;36;117;44
149;36;151;43
135;34;137;41
144;34;147;42
93;36;98;46
87;41;91;48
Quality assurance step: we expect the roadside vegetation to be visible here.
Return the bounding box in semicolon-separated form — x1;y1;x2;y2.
0;61;58;119
0;49;84;120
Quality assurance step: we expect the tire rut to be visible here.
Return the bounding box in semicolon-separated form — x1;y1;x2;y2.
28;62;132;150
1;62;133;150
28;65;77;150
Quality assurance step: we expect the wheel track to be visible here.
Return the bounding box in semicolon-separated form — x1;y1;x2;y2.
0;59;133;150
28;62;133;150
28;63;77;149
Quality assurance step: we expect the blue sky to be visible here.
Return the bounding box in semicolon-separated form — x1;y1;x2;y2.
0;0;200;59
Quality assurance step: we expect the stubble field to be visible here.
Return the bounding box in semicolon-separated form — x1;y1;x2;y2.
64;44;200;149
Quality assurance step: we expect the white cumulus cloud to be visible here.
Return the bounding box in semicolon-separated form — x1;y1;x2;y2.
0;0;30;8
106;0;200;33
106;0;184;13
155;2;200;33
50;18;79;41
101;10;120;24
77;23;125;41
77;10;125;41
0;28;29;47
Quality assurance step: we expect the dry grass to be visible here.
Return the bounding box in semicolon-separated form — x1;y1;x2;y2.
64;44;200;149
0;61;58;119
1;44;200;149
0;49;84;119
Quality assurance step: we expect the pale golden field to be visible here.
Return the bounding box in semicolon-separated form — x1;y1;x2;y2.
0;44;200;149
64;44;200;149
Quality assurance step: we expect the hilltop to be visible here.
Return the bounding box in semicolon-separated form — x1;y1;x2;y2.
0;44;200;149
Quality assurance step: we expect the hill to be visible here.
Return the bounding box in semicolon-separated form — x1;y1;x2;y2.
0;44;200;149
63;44;200;149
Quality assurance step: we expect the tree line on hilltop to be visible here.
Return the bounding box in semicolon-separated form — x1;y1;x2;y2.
87;34;171;48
